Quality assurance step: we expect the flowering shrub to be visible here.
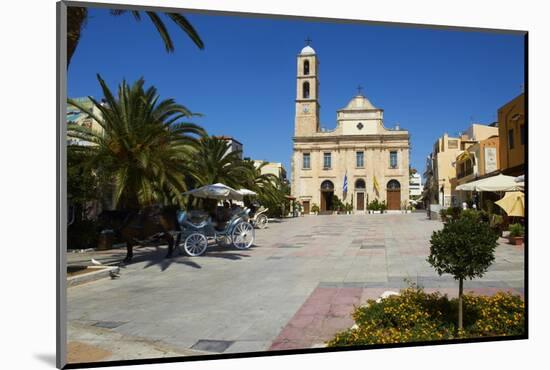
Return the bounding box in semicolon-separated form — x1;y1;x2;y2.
327;286;524;347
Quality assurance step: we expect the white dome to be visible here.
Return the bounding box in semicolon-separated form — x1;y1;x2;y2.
300;45;316;55
342;95;377;110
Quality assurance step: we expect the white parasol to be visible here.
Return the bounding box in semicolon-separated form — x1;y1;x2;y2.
456;174;523;192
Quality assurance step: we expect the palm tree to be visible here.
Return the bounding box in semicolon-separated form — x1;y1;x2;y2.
241;160;284;203
188;137;250;188
239;160;288;216
67;7;204;66
68;74;206;209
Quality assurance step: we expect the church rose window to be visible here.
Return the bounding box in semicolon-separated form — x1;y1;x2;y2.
303;81;310;99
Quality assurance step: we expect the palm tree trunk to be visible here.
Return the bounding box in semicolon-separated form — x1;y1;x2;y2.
458;277;464;330
67;7;88;67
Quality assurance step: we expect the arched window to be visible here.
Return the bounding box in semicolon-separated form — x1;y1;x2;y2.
304;60;310;75
355;179;366;189
303;81;310;99
321;180;334;191
387;180;401;190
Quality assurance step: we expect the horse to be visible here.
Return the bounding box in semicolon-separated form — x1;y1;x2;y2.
98;205;180;263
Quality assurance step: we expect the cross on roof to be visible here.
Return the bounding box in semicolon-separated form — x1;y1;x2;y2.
305;37;312;46
357;84;364;95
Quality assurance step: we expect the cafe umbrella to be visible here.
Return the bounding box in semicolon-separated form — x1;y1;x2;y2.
495;191;525;217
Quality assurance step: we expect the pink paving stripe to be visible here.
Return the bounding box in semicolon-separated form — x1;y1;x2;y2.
269;285;524;351
269;287;361;351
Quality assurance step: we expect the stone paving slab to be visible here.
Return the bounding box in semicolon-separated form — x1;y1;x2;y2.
67;213;525;360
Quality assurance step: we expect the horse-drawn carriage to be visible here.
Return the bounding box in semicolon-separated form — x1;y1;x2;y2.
176;183;256;256
97;183;262;262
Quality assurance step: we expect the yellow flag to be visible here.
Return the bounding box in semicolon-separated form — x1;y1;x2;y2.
373;176;380;193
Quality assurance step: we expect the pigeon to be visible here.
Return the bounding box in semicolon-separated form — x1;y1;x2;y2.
91;258;103;266
109;270;121;279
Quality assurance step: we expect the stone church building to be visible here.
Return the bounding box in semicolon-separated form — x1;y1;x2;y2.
291;43;410;213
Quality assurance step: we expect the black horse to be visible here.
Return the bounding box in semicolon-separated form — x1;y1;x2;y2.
98;205;180;263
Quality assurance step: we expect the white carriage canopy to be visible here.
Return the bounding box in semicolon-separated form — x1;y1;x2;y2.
183;183;243;201
455;174;524;192
237;188;258;196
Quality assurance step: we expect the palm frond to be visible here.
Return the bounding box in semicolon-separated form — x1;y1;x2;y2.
146;11;174;52
166;13;205;50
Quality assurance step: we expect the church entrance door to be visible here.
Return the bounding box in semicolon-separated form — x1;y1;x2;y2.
320;180;334;213
356;192;364;211
386;180;401;210
303;200;310;215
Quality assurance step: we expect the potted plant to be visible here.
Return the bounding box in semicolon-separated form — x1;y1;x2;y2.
369;199;381;214
508;223;525;245
311;204;320;215
345;202;353;214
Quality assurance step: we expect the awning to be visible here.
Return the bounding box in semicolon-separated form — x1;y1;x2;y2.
515;174;524;188
455;174;523;192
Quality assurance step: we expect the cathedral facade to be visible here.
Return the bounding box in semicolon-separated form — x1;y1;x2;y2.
291;44;411;213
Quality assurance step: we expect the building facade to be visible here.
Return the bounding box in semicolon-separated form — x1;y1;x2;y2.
253;160;287;182
67;97;105;146
498;93;525;176
409;173;422;198
291;44;410;213
423;124;498;207
214;136;244;159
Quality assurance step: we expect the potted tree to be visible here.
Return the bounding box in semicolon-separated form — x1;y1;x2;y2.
369;199;381;214
380;200;387;213
427;210;498;331
311;204;320;215
508;223;525;245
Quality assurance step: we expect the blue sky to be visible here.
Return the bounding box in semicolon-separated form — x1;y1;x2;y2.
68;8;525;181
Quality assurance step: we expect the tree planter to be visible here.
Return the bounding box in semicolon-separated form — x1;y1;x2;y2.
508;236;524;245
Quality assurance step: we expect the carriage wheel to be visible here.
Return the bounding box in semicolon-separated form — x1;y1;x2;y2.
256;214;268;229
183;233;208;256
232;222;255;249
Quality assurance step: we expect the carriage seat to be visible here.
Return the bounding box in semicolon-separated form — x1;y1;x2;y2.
177;210;210;229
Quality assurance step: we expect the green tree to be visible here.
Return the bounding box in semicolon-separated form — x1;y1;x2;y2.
68;74;205;209
189;137;249;189
240;160;287;217
427;211;498;330
67;7;204;66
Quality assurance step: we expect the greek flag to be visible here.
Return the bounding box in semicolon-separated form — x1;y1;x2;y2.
343;172;348;195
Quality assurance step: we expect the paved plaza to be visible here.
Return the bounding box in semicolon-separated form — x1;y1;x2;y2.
67;213;524;361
